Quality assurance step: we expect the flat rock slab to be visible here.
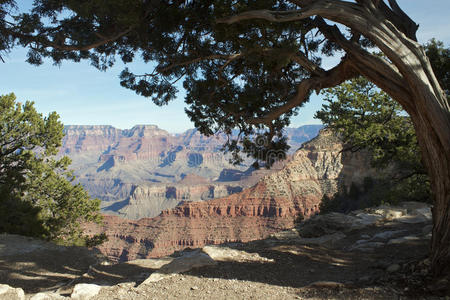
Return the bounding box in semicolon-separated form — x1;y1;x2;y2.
202;245;274;263
0;284;25;300
71;283;102;299
140;250;217;284
0;234;64;257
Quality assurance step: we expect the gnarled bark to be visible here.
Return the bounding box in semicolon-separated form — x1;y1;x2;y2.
220;0;450;280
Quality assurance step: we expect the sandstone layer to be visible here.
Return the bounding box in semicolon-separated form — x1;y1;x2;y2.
86;130;374;261
61;124;322;218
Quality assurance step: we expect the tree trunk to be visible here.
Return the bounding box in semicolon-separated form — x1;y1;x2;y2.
361;40;450;280
411;101;450;279
401;54;450;280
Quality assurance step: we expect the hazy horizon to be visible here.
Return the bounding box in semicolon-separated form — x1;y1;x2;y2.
62;123;323;135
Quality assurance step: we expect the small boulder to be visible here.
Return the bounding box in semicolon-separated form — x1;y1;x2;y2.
140;249;216;284
0;284;25;300
71;283;102;300
372;205;406;220
30;292;64;300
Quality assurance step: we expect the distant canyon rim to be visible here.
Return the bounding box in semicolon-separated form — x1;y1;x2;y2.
61;124;323;219
76;128;378;262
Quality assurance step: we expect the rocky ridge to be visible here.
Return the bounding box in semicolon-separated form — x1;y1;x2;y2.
85;129;378;262
0;201;441;299
61;124;322;219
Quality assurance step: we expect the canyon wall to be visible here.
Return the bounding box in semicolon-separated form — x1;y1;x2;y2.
61;124;322;219
86;129;374;261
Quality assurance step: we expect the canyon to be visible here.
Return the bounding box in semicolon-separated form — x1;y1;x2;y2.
61;124;322;218
85;129;377;262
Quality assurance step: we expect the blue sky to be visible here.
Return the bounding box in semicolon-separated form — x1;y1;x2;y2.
1;1;449;133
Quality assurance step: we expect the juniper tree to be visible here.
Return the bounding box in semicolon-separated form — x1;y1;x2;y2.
1;0;449;282
0;93;104;246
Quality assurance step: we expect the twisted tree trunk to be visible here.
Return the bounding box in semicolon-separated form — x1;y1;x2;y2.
400;55;450;279
220;1;450;280
354;19;450;281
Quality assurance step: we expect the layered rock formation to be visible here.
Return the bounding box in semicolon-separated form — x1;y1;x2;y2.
61;125;122;154
61;124;321;219
86;129;374;261
115;181;245;219
1;201;435;298
283;124;325;152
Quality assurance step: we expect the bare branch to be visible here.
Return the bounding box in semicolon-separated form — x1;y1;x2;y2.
387;0;419;40
217;1;363;25
43;28;133;51
313;16;414;111
8;27;132;52
157;53;242;75
290;52;326;77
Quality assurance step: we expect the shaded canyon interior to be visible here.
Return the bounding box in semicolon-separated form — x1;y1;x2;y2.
80;129;377;262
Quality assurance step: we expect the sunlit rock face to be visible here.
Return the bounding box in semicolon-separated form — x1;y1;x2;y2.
85;129;376;262
60;124;322;219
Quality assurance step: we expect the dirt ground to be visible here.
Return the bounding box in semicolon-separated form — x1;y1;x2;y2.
0;207;447;300
91;221;440;300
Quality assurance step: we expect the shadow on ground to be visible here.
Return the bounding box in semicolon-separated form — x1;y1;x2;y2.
184;223;429;289
0;221;431;296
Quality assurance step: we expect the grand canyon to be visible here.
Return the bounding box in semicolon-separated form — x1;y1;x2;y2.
67;126;376;262
60;124;323;219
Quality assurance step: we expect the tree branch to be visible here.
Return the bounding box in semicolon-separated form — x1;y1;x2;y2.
43;27;133;51
157;53;242;75
8;27;133;52
217;1;363;25
247;57;357;125
387;0;419;40
313;16;414;112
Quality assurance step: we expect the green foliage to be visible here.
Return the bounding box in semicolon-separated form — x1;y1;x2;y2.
315;76;431;209
3;2;446;169
320;183;362;214
425;39;450;97
316;41;448;211
0;0;16;60
0;93;104;246
320;175;431;214
1;2;448;170
1;0;323;167
316;77;423;171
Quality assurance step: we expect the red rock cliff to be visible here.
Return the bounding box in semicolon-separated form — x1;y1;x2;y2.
86;130;372;261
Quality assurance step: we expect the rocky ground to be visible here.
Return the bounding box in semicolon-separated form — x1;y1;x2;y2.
1;201;448;299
